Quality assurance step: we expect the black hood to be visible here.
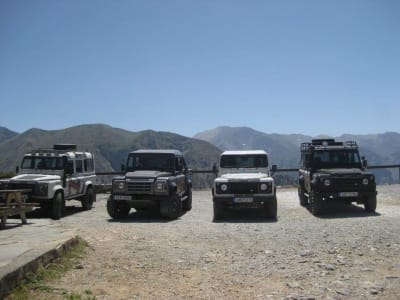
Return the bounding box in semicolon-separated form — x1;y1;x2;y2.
125;170;172;179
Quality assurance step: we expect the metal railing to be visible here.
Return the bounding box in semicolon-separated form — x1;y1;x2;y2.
95;164;400;186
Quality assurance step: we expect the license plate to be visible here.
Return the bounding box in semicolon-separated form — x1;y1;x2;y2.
339;192;358;197
113;195;132;200
234;197;253;203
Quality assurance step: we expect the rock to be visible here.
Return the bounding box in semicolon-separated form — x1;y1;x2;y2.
336;289;351;296
370;289;379;295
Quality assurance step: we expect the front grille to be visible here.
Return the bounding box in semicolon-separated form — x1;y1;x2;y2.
8;182;35;191
331;177;361;189
127;180;153;193
228;182;259;194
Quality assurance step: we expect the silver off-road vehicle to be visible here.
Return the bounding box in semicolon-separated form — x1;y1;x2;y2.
107;149;192;220
212;150;277;221
0;144;96;219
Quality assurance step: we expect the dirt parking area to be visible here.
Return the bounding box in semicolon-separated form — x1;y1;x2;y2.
16;185;400;299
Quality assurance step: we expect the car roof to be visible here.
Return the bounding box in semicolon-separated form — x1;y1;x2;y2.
221;150;268;156
130;149;182;156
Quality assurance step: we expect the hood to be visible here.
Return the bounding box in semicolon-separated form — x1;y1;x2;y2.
316;168;363;176
221;173;269;180
125;170;173;179
11;174;61;182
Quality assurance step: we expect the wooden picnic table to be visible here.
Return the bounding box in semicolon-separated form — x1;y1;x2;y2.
0;189;39;228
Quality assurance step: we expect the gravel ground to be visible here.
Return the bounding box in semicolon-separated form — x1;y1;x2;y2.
24;185;400;299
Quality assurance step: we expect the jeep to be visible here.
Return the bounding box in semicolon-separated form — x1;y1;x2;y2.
298;139;377;215
212;150;277;221
107;149;192;220
0;144;96;219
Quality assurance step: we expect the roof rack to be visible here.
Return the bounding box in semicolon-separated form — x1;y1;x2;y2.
301;139;358;151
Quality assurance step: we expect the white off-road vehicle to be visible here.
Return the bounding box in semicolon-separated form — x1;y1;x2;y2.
0;144;96;219
212;150;277;221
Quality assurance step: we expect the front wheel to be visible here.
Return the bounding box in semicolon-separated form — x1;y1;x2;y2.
264;196;277;219
298;185;308;207
182;189;192;211
364;195;377;212
51;192;65;220
107;197;130;219
213;201;225;221
161;193;182;220
81;187;94;210
310;191;323;216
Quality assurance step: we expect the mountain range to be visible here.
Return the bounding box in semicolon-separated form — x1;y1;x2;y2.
0;124;399;185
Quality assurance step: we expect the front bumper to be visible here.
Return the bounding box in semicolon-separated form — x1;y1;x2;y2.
313;189;377;203
111;194;168;208
213;194;275;208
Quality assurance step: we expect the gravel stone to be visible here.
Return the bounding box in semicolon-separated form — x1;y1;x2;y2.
21;185;400;299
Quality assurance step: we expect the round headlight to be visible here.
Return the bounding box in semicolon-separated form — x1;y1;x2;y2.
156;181;164;190
323;179;331;186
118;182;125;189
220;183;228;192
260;183;268;191
362;178;369;185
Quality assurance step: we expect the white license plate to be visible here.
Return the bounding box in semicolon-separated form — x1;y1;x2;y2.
113;195;132;200
339;192;358;197
234;197;253;203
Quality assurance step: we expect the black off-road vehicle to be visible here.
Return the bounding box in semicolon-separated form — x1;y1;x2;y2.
298;139;377;215
107;149;192;220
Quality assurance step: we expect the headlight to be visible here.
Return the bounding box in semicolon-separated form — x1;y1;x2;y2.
113;181;125;191
155;180;166;191
36;183;48;195
362;178;369;185
323;179;331;186
260;183;269;191
220;183;228;192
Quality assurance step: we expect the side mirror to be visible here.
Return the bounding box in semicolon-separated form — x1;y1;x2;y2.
361;157;368;169
212;163;218;175
121;164;126;172
271;164;277;173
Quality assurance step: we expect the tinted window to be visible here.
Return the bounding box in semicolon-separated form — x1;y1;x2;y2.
21;156;64;170
76;160;83;173
311;150;361;169
127;154;175;172
220;155;268;168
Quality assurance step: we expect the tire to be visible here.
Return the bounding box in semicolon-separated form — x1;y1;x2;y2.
182;189;192;211
213;201;224;221
81;187;94;210
107;197;130;219
310;191;322;216
364;195;377;212
264;196;277;219
51;192;65;220
298;185;308;207
160;193;182;220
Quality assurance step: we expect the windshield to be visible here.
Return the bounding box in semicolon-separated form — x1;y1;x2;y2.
220;155;268;168
311;150;361;169
126;154;175;172
21;156;65;170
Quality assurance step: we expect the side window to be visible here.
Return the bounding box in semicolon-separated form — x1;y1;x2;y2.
76;160;83;173
66;160;74;174
84;158;94;172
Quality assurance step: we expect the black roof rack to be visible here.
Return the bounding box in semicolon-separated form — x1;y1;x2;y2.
53;144;77;151
301;139;358;151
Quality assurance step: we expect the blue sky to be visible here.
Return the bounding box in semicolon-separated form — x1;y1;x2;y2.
1;0;399;137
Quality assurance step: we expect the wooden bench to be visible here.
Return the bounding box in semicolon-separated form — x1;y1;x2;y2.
0;189;39;228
